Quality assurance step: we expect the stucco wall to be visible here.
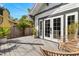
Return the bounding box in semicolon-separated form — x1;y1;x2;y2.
2;9;11;27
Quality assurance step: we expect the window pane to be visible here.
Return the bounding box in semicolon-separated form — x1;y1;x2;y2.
68;15;75;25
53;19;57;22
68;15;75;38
57;23;60;26
45;20;50;37
57;27;60;30
39;21;43;36
53;18;61;39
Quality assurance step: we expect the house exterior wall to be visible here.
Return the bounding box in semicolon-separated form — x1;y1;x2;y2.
50;4;79;15
9;21;16;27
0;9;15;28
39;3;61;13
34;3;79;43
2;9;11;27
35;4;65;38
35;6;58;37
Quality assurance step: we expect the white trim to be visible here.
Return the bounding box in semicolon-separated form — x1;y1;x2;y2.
51;15;64;42
39;20;43;38
65;12;78;42
44;18;51;40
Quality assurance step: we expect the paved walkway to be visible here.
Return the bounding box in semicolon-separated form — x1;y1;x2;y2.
0;36;58;56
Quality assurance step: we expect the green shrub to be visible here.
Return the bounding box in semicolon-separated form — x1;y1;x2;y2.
68;22;79;41
32;27;37;35
16;15;33;36
0;27;10;38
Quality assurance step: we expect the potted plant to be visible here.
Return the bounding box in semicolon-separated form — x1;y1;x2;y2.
0;27;10;43
68;22;79;42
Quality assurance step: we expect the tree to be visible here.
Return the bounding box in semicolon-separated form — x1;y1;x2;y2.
17;15;33;36
27;8;31;12
20;15;27;20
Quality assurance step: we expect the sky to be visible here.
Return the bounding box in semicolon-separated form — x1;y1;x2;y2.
0;3;34;19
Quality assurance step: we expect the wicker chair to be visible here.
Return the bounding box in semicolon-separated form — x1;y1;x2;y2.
59;39;79;52
40;47;79;56
40;38;79;56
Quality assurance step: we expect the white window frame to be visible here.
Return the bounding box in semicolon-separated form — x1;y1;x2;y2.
65;12;78;42
44;18;51;40
51;15;64;42
39;20;43;38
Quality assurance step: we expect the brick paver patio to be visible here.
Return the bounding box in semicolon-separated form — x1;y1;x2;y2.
0;36;58;56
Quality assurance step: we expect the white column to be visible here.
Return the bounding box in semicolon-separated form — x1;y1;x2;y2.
61;15;64;42
75;12;78;40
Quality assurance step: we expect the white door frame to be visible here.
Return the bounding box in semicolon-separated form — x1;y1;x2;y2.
51;15;64;42
39;20;43;38
44;18;51;40
65;12;78;42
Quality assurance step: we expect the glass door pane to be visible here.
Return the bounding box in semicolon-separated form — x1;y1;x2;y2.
39;20;43;38
39;21;43;36
67;15;75;38
45;20;50;37
53;18;61;39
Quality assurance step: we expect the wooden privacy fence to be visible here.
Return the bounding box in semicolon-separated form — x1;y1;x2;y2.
25;28;33;36
8;26;33;38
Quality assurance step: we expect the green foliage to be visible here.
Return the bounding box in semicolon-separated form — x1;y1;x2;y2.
0;9;3;15
17;18;33;30
27;8;31;12
0;27;10;38
16;15;33;35
68;22;79;41
6;8;10;15
68;23;78;34
20;15;27;20
13;18;18;21
32;26;37;35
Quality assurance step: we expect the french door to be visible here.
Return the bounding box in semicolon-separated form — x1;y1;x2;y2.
65;12;78;41
44;18;51;40
39;20;43;38
51;15;64;42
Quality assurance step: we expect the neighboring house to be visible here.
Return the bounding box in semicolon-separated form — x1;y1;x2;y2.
8;19;18;27
29;3;79;43
0;7;17;28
